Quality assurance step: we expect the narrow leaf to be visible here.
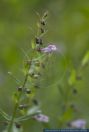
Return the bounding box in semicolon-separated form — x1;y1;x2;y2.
0;108;10;121
31;40;36;50
68;69;76;85
16;106;41;122
82;51;89;67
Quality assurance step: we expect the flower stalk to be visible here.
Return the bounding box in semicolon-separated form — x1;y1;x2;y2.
8;70;29;132
6;11;56;132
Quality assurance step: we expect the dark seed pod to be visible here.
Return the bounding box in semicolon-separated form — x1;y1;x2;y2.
72;88;77;94
44;12;48;17
41;63;45;68
18;105;24;110
35;37;39;44
15;123;21;129
76;75;82;80
36;47;41;52
34;85;40;89
35;37;43;45
32;99;39;105
18;104;27;110
39;39;43;45
70;104;75;109
70;104;78;112
29;72;35;77
41;28;45;33
35;61;40;67
26;89;31;94
33;74;39;79
41;20;46;25
26;60;32;65
17;86;22;92
67;122;71;127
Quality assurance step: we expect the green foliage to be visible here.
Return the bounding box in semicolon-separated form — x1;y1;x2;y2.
0;0;89;131
82;51;89;67
16;106;41;122
0;109;10;121
68;69;76;86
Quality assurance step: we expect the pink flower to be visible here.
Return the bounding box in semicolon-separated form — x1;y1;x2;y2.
33;114;49;123
41;45;57;53
70;119;86;129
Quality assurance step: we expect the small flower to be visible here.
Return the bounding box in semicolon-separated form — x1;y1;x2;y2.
70;119;86;129
33;114;49;123
41;44;57;53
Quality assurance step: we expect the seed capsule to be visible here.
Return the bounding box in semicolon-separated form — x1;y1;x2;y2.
18;104;27;110
41;28;45;33
72;88;77;94
17;86;22;92
35;61;40;67
76;75;82;80
15;123;21;129
34;85;40;89
26;60;32;65
43;11;48;17
26;89;31;94
32;99;39;105
35;37;43;45
41;20;46;25
33;74;39;79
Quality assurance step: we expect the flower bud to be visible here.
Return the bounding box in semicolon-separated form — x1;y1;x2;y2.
33;114;49;122
41;44;57;53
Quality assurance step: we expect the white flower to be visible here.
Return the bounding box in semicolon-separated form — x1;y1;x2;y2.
41;45;57;53
33;114;49;123
70;119;86;129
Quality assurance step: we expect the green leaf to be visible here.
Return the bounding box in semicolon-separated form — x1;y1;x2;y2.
68;69;76;85
16;106;41;122
31;40;36;49
82;51;89;67
27;106;41;115
0;108;10;121
59;107;74;125
42;122;51;129
58;85;64;96
12;92;19;103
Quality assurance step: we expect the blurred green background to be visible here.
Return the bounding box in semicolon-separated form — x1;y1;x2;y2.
0;0;89;131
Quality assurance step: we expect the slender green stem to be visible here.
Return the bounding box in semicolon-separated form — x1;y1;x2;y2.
8;73;29;132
